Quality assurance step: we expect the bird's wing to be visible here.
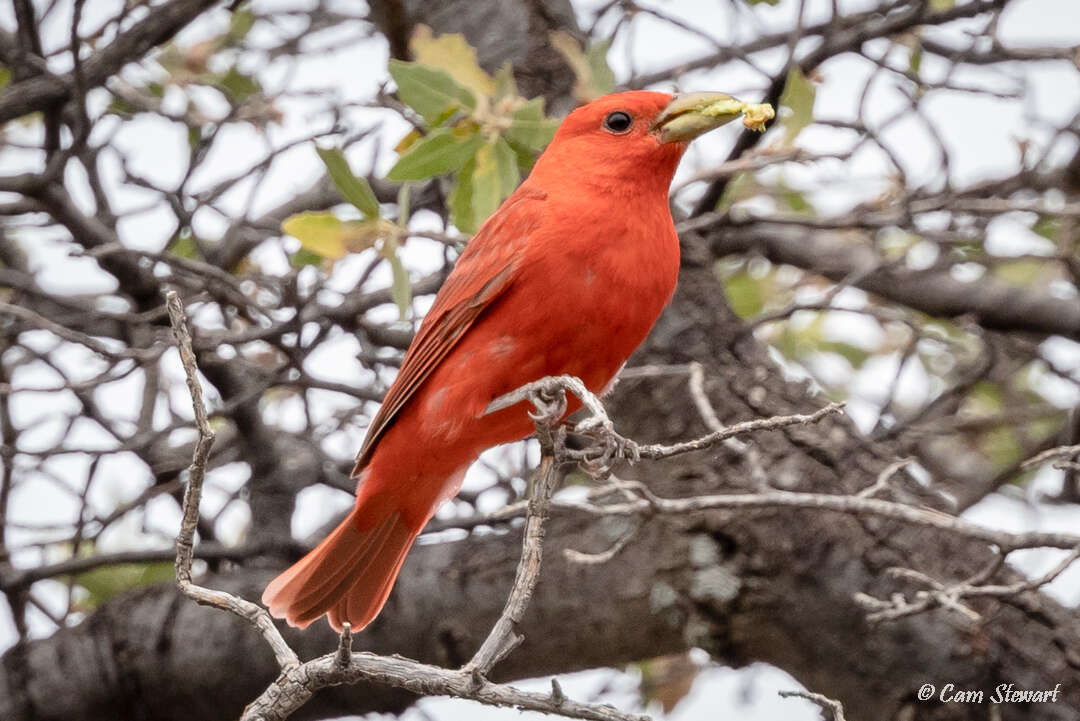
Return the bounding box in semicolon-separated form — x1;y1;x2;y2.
351;189;543;475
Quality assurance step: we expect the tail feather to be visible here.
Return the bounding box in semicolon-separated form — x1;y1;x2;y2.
262;506;417;632
332;532;416;631
290;517;393;614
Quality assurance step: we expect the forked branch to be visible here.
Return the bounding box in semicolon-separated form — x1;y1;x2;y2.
165;320;1078;721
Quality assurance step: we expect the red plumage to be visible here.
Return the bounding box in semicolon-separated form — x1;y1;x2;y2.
264;91;692;631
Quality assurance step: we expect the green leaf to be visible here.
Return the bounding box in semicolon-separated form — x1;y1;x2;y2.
470;142;503;230
397;183;411;226
281;212;384;259
1032;215;1062;243
218;66;260;103
494;137;520;197
451;140;517;233
778;66;815;146
716;171;764;212
983;426;1021;468
494;61;518;102
387;128;484;181
550;32;615;102
290;248;324;269
283;212;346;258
504;138;539;172
0;66;11;91
228;6;256;42
782;191;810;213
449;156;477;232
386;248;412;321
994;259;1050;286
408;27;495;101
316;146;380;218
389;60;477;125
106;97;139;118
1025;409;1067;447
909;44;923;77
929;0;955;10
773;179;816;216
168;229;199;259
744;0;780;5
819;342;871;368
505;98;559;152
585;39;616;96
73;562;174;610
968;380;1003;413
723;273;764;318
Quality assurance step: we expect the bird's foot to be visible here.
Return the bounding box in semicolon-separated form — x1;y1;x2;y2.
573;425;639;479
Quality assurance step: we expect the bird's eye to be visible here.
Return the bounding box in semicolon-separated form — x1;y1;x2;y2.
603;111;633;134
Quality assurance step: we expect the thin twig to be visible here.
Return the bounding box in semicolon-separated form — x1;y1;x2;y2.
486;374;845;464
335;623;352;669
687;361;768;487
166;290;300;671
553;486;1080;552
857;458;913;498
635;403;845;460
857;546;1080;623
466;384;568;676
1022;443;1080;469
0;301;163;361
779;690;848;721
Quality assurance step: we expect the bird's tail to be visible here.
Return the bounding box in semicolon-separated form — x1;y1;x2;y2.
262;504;417;632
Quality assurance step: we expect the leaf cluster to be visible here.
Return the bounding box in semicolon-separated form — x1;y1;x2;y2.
280;28;566;320
386;27;559;232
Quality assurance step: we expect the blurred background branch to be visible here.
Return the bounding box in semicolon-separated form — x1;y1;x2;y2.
1;1;1079;720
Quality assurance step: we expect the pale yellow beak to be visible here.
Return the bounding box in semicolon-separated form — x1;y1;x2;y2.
653;92;775;143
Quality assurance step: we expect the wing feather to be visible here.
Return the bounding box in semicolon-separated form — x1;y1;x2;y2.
351;189;544;475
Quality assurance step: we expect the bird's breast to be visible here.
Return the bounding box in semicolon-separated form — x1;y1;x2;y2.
524;202;681;387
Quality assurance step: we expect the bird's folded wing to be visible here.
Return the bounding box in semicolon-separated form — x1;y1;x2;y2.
350;190;543;475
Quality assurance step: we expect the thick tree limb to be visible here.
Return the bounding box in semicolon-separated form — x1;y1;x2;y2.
702;220;1080;341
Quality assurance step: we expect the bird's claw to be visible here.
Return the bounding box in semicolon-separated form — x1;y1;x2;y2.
574;427;639;479
527;387;567;426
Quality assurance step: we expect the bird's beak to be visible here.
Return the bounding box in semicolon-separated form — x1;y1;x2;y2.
653;92;771;144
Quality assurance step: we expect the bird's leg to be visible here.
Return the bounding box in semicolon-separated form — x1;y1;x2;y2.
487;375;640;477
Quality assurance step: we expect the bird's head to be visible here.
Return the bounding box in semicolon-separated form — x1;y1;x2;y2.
530;90;764;197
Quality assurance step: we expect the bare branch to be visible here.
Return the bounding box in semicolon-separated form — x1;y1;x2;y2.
0;0;220;125
779;690;848;721
166;290;300;672
557;487;1080;552
239;652;650;721
856;546;1080;623
465;428;563;674
1022;443;1080;469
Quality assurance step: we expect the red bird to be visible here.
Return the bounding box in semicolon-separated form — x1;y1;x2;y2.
264;90;749;631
